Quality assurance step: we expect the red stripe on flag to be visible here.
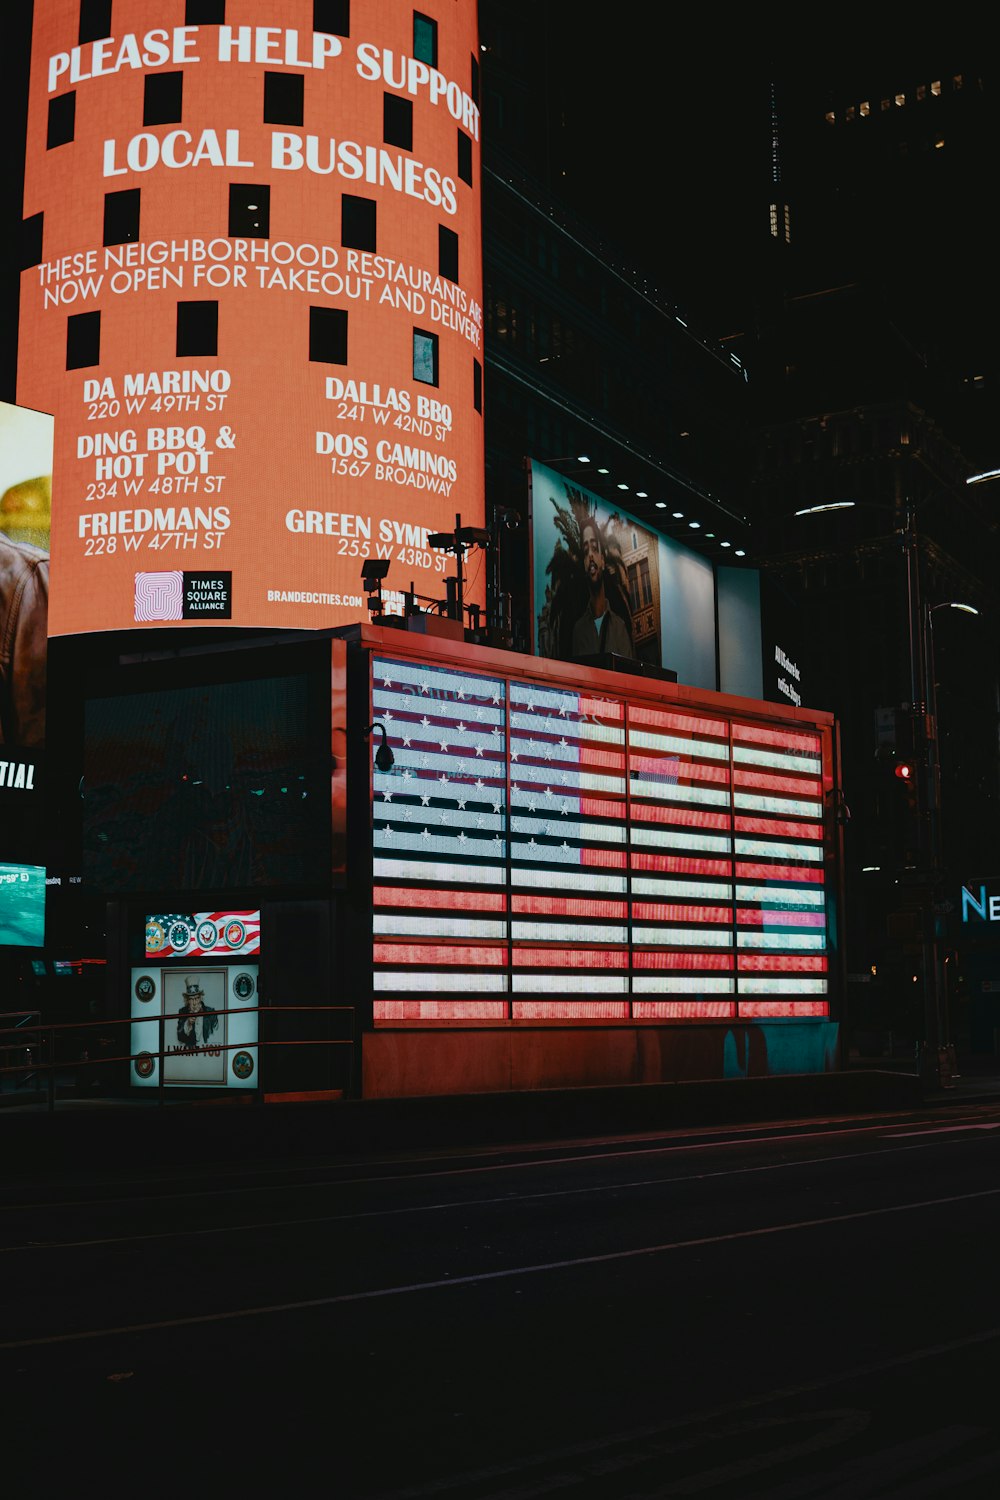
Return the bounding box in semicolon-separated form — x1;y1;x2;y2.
629;705;729;739
733;769;822;795
735;817;823;840
732;723;821;753
633;1000;737;1019
512;1001;629;1020
579;697;624;723
738;953;828;972
737;1000;829;1017
630;804;732;830
631;853;731;876
735;863;825;882
579;847;628;868
375;1000;508;1021
374;886;507;911
633;951;735;970
373;943;507;966
512;894;628;918
632;903;733;922
512;946;628;968
630;756;731;785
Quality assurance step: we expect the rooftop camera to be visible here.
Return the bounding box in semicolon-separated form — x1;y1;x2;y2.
361;558;391;585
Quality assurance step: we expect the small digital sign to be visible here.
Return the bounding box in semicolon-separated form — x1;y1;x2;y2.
130;963;259;1089
0;862;46;947
145;909;261;959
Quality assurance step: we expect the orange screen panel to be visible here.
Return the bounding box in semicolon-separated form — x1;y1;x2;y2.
18;1;484;634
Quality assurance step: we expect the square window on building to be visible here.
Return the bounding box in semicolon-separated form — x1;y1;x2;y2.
414;12;438;66
310;306;348;364
21;212;43;271
264;71;304;126
78;0;112;43
47;93;75;149
67;310;100;370
473;358;482;414
413;328;439;386
185;1;225;22
314;0;350;33
103;188;141;246
341;194;376;251
143;71;183;126
457;129;473;186
438;225;458;282
229;184;270;237
176;300;219;357
384;93;413;151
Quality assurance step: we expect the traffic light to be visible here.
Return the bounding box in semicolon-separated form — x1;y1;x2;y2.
874;706;921;865
893;756;918;808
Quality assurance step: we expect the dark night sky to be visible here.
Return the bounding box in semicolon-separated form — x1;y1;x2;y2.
520;8;769;328
0;9;976;386
0;5;770;393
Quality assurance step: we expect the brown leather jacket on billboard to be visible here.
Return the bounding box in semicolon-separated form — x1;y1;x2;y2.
0;531;49;750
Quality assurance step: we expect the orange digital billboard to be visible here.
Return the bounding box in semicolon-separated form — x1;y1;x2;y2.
18;1;484;635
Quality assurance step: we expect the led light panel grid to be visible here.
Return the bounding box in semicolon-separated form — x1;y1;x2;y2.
371;657;831;1024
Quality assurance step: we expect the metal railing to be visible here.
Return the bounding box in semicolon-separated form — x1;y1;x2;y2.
0;1005;356;1110
0;1010;42;1091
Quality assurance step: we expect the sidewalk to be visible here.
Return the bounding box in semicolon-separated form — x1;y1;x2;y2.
849;1048;1000;1103
4;1054;1000;1185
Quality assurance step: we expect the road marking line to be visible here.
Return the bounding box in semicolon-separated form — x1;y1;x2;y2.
3;1183;1000;1350
2;1136;993;1255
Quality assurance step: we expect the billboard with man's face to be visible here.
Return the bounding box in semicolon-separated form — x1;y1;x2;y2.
530;460;718;688
0;401;52;757
18;1;484;636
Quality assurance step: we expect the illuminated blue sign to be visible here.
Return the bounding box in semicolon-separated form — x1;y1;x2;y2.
961;884;1000;923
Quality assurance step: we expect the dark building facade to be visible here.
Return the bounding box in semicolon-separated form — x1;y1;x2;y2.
2;5;850;1097
731;71;1000;1055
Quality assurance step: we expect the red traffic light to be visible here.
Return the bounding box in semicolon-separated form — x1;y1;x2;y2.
894;761;914;781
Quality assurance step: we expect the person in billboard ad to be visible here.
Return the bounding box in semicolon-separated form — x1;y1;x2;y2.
533;460;651;664
160;969;227;1085
0;528;48;749
571;512;635;658
176;976;219;1050
1;403;52;751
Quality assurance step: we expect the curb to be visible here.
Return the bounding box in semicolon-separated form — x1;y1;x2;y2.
0;1068;930;1182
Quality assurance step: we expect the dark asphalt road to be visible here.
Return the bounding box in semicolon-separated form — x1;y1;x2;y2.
4;1097;1000;1495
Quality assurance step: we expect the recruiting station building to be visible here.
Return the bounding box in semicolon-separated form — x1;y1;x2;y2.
16;0;844;1097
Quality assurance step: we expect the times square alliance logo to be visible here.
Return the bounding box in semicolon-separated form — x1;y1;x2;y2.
135;571;232;619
